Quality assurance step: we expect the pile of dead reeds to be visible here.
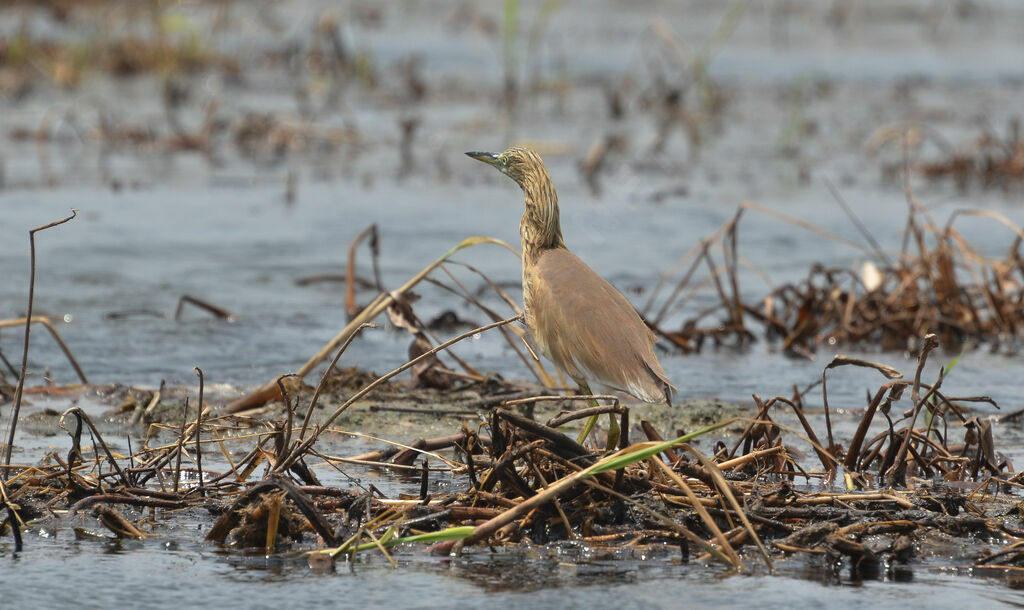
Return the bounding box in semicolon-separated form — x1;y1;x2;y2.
2;329;1021;577
869;121;1024;189
644;200;1024;357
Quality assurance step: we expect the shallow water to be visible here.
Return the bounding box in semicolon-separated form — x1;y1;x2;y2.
4;522;1024;610
3;0;1024;604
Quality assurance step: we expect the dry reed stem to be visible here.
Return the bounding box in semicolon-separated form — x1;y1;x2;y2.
3;210;77;473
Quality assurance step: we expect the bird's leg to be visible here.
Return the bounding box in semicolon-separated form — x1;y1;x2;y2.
574;380;620;450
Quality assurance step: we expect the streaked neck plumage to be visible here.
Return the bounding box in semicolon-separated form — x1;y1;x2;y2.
518;163;566;266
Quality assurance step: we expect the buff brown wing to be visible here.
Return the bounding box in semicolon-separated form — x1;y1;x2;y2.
530;249;674;404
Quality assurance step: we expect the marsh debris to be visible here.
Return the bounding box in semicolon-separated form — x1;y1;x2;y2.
2;340;1019;585
872;121;1024;190
645;200;1024;356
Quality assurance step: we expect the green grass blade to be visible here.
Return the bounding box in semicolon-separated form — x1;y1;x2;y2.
586;418;739;475
351;525;476;553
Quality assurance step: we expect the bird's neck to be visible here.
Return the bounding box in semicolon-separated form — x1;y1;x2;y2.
519;180;566;266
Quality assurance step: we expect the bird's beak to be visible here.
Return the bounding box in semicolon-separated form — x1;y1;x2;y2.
465;151;501;169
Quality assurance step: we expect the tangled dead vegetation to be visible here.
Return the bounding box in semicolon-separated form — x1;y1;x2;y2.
869;121;1024;190
2;334;1021;583
644;200;1024;358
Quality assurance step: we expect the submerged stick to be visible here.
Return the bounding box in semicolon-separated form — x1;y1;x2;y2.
69;495;185;518
174;295;237;321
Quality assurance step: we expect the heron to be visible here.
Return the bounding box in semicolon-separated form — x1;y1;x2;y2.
467;146;674;444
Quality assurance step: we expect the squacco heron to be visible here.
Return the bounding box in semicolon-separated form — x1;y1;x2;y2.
467;146;674;425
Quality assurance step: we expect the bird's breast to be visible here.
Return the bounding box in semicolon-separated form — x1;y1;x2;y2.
520;263;540;340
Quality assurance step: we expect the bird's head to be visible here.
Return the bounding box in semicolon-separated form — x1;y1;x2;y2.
466;146;549;189
466;145;564;254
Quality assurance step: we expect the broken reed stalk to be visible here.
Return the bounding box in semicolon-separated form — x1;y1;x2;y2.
297;324;375;444
276;374;299;461
385;285;487;383
0;475;23;552
1;481;23;552
265;492;282;552
174;399;189;493
723;206;745;333
843;381;904;472
886;369;944;484
3;209;77;475
339;431;467;467
134;379;166;425
497;393;622;419
821;356;903;455
0;317;88;384
652;457;743;569
69;494;184;518
225;236;518;414
544;400;624;428
685;446;773;569
58;407;129;487
194;367;205;494
345;223;381;317
763;396;836;473
824;177;893;268
875;337;940;482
